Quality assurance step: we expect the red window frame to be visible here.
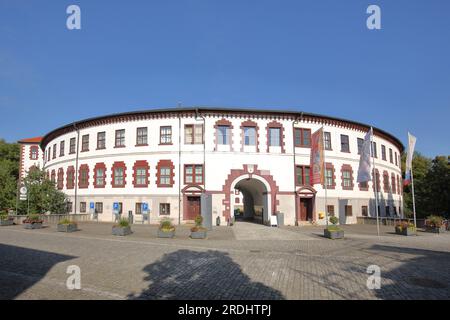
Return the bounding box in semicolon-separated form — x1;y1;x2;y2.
294;128;311;148
184;164;204;185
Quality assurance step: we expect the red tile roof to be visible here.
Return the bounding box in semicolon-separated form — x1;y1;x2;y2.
18;136;43;144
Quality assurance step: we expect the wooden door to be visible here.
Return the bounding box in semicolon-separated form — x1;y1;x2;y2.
186;196;201;220
299;199;307;221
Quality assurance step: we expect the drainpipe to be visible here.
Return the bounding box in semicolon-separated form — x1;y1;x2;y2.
292;112;303;226
195;108;206;191
73;122;80;214
178;112;181;226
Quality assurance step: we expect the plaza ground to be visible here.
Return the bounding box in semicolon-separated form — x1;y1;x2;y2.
0;221;449;299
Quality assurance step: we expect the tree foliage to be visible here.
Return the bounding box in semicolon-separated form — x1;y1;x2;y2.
0;139;20;211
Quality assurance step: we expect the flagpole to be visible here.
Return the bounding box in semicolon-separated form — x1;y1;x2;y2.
371;127;380;237
322;126;328;228
411;166;417;233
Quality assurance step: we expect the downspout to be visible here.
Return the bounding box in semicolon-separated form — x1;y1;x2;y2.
292;112;303;226
73;122;80;214
195;108;206;191
178;112;181;226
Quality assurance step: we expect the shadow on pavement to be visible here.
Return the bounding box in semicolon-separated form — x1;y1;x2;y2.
128;249;285;300
0;244;76;300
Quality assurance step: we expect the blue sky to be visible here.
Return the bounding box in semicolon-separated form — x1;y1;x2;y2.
1;0;449;157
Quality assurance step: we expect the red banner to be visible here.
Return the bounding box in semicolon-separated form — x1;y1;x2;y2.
310;128;324;185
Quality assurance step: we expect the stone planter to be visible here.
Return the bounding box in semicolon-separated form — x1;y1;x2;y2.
425;226;446;234
324;228;344;239
24;222;43;229
395;227;415;236
190;230;207;239
112;226;132;236
158;229;175;238
0;219;14;226
57;223;78;233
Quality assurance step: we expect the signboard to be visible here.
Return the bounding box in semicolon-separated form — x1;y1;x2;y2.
270;215;278;227
19;185;27;201
113;202;119;214
89;202;95;214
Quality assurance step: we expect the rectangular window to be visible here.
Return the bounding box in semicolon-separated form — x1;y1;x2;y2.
327;205;335;217
80;169;88;186
184;124;203;144
243;127;256;146
59;141;65;157
67;170;74;189
361;206;368;217
70;138;76;154
95;202;103;214
66;202;73;213
393;206;397;216
295;165;310;186
381;145;386;160
269;128;281;147
385;206;391;217
159;203;170;215
160;126;172;144
136;127;148;145
389;148;393;163
159;167;171;185
357;138;364;155
97;132;106;149
340;135;350;152
114;167;124;186
53;144;57;159
294;128;311;147
136;168;147;185
345;205;353;217
372;142;377;158
360;181;368;189
343;170;352;188
394;152;398;166
325;168;333;187
96;168;105;187
217;125;230;145
135;203;142;215
115;129;125;147
324;132;332;150
80;202;86;213
31;147;38;160
82;134;89;152
185;165;203;184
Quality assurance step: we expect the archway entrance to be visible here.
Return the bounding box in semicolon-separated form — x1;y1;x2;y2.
231;177;271;224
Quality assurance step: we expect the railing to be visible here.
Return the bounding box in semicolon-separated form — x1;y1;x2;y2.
8;214;91;225
356;216;426;228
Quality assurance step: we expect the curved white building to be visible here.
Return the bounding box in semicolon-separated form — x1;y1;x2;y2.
20;107;404;226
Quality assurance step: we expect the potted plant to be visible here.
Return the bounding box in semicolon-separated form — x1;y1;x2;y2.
0;213;14;226
23;214;44;229
425;215;446;233
158;218;175;238
190;215;207;239
112;218;132;236
395;220;416;236
324;216;344;239
57;218;78;233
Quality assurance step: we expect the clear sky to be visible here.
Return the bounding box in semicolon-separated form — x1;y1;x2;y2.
1;0;449;157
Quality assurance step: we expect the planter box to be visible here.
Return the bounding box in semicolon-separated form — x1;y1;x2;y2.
158;229;175;238
57;224;78;233
24;222;43;229
112;226;132;236
395;227;416;236
190;230;207;239
0;219;14;226
324;228;344;239
425;226;446;234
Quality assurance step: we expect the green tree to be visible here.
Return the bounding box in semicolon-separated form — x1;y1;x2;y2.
426;156;450;218
0;139;20;211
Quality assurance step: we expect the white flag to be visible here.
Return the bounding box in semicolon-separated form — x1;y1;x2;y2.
405;132;417;175
357;128;373;183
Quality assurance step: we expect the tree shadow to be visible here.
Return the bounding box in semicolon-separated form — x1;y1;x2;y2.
0;244;76;299
128;249;285;300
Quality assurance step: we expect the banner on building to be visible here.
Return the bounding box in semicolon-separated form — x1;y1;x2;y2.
404;132;417;186
310;128;324;185
357;128;373;183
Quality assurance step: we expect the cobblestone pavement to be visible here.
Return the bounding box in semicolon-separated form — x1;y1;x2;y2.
0;222;449;300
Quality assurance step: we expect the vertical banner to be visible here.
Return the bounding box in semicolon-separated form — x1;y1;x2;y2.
357;128;373;183
310;128;324;185
404;132;416;186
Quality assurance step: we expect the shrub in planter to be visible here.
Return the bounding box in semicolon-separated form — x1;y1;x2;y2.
0;213;14;226
112;218;132;236
324;216;344;239
190;215;207;239
425;215;446;233
158;218;175;238
394;221;416;236
23;214;43;229
57;218;78;233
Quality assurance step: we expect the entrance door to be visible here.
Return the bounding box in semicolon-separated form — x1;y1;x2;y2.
186;196;201;220
299;198;313;221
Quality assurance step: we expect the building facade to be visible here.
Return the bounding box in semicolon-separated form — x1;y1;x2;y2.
20;107;404;225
